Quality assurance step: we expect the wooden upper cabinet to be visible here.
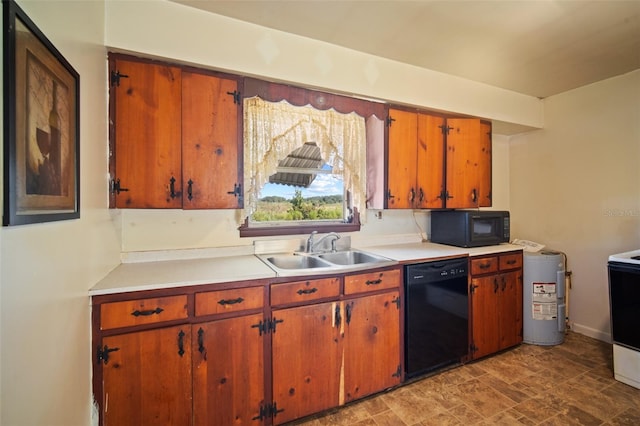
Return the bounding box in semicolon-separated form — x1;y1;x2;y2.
387;109;445;209
445;118;484;209
417;113;445;208
111;58;183;208
182;71;242;209
109;54;243;209
478;121;492;207
387;109;417;208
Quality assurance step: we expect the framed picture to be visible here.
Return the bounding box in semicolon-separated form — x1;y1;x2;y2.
3;0;80;225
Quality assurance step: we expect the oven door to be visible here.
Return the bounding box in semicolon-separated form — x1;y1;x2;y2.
608;262;640;351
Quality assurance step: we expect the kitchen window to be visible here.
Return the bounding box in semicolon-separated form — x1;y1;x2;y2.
239;97;367;237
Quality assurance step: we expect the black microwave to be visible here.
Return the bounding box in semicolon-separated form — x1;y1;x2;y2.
430;210;510;248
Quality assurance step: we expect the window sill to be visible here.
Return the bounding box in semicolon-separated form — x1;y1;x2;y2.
239;209;361;238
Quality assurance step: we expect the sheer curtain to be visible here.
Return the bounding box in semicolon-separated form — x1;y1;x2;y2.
243;97;367;223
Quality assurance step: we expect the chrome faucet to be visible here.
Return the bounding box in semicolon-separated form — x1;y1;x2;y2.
306;231;340;253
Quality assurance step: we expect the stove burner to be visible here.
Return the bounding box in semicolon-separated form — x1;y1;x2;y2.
632;256;640;260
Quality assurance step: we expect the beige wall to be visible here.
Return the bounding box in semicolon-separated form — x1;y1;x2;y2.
509;70;640;341
0;1;120;425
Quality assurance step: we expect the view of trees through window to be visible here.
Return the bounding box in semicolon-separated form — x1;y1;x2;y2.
251;174;344;222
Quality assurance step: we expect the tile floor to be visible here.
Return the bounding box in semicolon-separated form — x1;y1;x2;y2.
288;332;640;425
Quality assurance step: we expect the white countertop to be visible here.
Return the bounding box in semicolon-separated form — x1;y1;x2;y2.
89;255;276;296
90;242;523;296
363;242;523;263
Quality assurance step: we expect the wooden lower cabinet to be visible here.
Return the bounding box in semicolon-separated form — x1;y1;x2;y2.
94;268;402;426
272;301;342;424
343;291;401;403
101;325;192;426
193;314;265;426
469;252;523;360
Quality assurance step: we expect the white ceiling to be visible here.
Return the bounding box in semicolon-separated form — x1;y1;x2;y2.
173;0;640;99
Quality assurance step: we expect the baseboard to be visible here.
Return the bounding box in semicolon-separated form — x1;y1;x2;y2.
570;322;612;343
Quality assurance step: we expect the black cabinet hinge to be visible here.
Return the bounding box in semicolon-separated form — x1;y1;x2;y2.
253;402;284;421
110;70;129;87
439;124;453;135
97;345;119;364
226;183;242;198
392;296;401;309
226;90;241;104
392;364;402;378
470;283;478;294
470;343;478;353
110;178;129;195
251;317;284;336
386;116;396;127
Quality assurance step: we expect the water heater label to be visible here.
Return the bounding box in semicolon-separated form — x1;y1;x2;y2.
532;282;557;320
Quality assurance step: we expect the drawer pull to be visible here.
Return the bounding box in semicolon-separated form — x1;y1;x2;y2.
297;288;318;295
366;278;382;286
506;259;517;265
131;307;164;317
218;297;244;306
479;263;492;269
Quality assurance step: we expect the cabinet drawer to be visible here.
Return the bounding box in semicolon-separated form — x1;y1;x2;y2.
195;286;264;316
100;295;188;330
271;277;340;306
344;268;400;295
470;256;499;275
500;253;523;271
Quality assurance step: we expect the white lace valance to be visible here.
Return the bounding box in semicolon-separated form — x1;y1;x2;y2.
243;97;367;223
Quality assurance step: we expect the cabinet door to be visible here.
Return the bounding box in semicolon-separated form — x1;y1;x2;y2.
343;292;401;403
193;314;264;426
272;302;342;424
182;71;242;209
499;270;523;349
101;325;192;426
387;109;417;208
112;58;182;208
445;118;482;208
470;275;501;359
478;121;492;207
416;114;445;209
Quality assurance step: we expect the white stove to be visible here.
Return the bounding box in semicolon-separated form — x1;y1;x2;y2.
608;249;640;265
608;251;640;389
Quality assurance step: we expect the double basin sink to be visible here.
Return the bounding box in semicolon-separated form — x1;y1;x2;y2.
257;249;397;277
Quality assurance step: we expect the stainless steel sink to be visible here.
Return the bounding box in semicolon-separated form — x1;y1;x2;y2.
257;249;396;277
264;254;332;270
317;250;385;265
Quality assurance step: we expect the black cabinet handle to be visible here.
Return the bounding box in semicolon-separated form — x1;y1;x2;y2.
218;297;244;306
131;307;164;317
494;278;499;293
366;278;383;285
419;188;424;203
479;263;492;269
187;179;193;201
335;305;341;327
297;288;318;295
177;330;185;357
410;188;415;203
472;188;477;203
169;176;177;199
345;302;353;325
197;327;205;354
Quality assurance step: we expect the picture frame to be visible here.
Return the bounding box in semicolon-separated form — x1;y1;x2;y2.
3;0;80;226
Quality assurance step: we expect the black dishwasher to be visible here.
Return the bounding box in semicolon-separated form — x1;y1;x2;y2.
405;257;469;378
